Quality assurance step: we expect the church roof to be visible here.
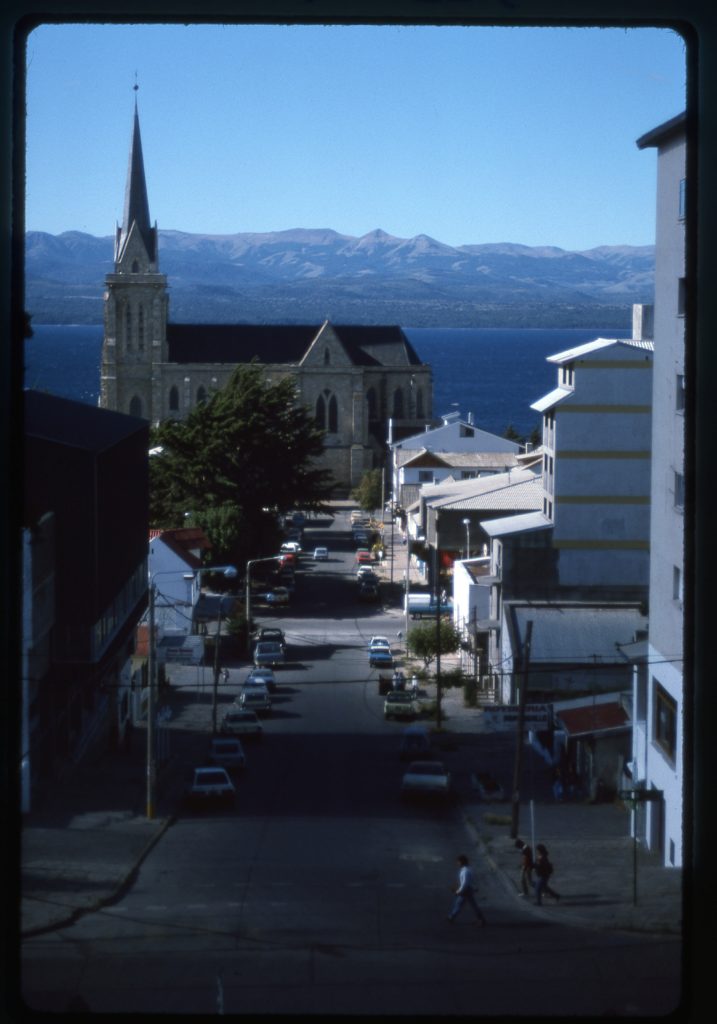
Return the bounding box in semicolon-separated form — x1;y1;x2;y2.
166;322;422;367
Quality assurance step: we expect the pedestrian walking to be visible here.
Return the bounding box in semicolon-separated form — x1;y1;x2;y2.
533;843;560;905
514;838;533;897
447;854;486;925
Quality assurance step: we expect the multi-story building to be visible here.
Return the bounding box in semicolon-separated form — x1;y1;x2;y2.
632;112;686;867
100;101;432;494
23;390;149;798
531;308;654;600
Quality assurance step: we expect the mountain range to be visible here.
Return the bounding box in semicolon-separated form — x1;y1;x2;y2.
24;227;655;328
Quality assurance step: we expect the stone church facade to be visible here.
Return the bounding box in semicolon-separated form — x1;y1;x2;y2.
100;102;433;494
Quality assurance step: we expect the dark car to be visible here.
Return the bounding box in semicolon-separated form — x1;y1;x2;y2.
369;648;394;669
256;627;286;649
358;582;380;602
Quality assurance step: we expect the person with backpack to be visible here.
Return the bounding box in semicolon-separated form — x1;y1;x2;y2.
533;843;560;905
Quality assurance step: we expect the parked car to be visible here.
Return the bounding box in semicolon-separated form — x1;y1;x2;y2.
256;627;285;649
356;548;373;564
368;635;390;651
186;766;236;809
356;565;378;581
237;688;272;714
313;546;329;561
474;772;505;802
280;541;302;556
400;724;431;761
246;667;276;692
401;761;452;798
254;640;285;667
220;709;263;738
358;582;380;602
384;691;419;720
207;737;247;770
369;648;394;669
264;587;290;605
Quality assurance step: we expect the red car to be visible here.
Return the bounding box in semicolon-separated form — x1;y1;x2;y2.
356;549;373;564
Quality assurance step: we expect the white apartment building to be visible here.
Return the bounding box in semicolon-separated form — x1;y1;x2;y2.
531;313;654;598
632;112;686;868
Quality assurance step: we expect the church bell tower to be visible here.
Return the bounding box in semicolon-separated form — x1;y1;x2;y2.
100;91;168;422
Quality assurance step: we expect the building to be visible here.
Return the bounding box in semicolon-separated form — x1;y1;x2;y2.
99;101;433;493
632;112;686;868
147;527;211;635
531;309;654;600
389;410;521;509
23;390;149;802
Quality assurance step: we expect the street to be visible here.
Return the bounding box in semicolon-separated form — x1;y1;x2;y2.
21;509;681;1016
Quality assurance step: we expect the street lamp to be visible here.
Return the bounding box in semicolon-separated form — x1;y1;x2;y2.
245;556;282;656
462;518;471;560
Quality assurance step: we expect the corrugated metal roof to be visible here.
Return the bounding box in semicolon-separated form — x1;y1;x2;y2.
434;473;543;512
547;337;653;364
556;702;630;737
508;603;647;665
397;448;520;469
482;510;552;536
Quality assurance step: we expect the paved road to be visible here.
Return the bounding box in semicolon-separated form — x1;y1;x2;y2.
20;510;682;1016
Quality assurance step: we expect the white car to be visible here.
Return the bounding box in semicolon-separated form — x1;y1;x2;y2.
186;766;236;809
280;541;302;555
313;546;329;561
401;760;452;798
264;587;290;605
220;709;263;738
368;635;390;651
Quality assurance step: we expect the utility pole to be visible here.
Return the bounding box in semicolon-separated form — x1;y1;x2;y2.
510;619;533;838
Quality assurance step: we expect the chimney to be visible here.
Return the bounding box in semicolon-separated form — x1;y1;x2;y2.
467;412;474;425
632;304;654;341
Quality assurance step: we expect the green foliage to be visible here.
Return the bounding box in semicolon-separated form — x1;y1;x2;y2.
149;363;335;564
351;468;384;512
407;619;462;670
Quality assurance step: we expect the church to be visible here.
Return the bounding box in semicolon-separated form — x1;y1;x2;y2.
100;101;434;494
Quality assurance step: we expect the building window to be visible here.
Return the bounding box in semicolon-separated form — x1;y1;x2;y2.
679;177;686;221
138;306;145;351
416;388;424;419
393;388;405;419
168;386;179;411
460;424;475;438
196;386;207;405
676;374;685;412
560;364;574;387
672;565;683;604
315;393;326;428
674;471;685;510
328;394;338;433
324;347;331;366
418;470;433;483
678;277;687;317
366;387;378;421
654;682;677;764
129;395;142;417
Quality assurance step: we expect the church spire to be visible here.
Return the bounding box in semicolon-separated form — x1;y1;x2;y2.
115;88;157;266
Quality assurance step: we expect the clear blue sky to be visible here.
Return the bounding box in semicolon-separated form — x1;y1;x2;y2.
24;22;686;250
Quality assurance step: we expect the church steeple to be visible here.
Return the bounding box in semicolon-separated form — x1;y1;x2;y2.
115;92;157;267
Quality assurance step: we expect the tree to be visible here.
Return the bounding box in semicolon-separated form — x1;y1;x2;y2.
407;619;462;671
149;363;335;565
352;468;383;512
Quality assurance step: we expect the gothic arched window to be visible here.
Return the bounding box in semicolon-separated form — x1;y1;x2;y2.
366;387;378;421
125;306;132;351
138;306;145;351
393;387;405;419
169;386;179;412
328;394;338;433
324;347;331;366
196;386;207;405
315;393;326;428
129;395;142;418
416;387;424;419
132;259;140;273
